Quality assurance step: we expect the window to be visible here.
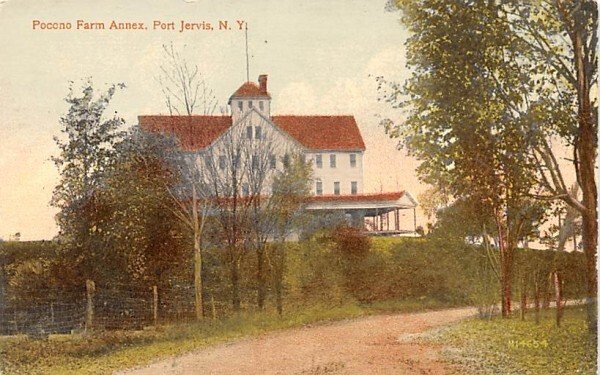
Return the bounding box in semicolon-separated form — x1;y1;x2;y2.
315;154;322;168
316;180;323;195
238;101;243;111
242;183;249;196
218;155;226;170
248;100;253;108
255;126;262;139
269;154;276;169
351;181;358;195
334;181;340;195
259;101;264;111
283;153;290;168
350;154;356;168
252;155;259;170
204;155;214;167
330;154;336;168
246;126;253;139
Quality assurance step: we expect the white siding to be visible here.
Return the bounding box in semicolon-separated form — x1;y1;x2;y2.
306;151;364;196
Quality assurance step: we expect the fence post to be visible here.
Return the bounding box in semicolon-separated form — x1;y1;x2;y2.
85;279;95;332
152;285;158;326
211;295;217;321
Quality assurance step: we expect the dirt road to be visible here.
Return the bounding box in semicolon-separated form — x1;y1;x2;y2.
120;307;476;375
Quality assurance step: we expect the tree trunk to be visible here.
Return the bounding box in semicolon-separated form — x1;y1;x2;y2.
193;236;203;320
553;271;563;327
231;257;241;312
572;13;597;335
274;243;286;316
257;246;266;310
534;278;541;324
581;211;597;333
497;225;513;318
520;276;527;321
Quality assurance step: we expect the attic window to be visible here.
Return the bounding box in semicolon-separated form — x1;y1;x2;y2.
246;126;253;139
259;101;264;111
238;101;243;111
255;126;262;139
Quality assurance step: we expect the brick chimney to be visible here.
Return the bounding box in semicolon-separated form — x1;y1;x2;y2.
258;74;268;94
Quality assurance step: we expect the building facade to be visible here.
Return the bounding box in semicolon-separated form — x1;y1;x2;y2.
140;74;417;234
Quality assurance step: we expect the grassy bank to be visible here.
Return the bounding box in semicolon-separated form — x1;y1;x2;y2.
433;306;596;374
0;297;454;374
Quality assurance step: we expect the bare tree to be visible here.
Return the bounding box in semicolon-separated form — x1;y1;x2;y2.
158;42;217;116
200;115;281;311
156;43;218;319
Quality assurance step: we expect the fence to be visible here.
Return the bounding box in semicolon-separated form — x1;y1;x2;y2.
0;281;228;336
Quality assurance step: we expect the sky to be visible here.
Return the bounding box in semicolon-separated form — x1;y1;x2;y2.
0;0;423;241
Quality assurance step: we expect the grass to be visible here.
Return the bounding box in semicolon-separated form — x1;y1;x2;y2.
430;306;597;374
0;298;455;374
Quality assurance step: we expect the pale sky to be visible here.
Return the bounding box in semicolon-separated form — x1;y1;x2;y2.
0;0;424;240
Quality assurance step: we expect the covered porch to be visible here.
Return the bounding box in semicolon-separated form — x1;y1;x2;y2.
305;192;418;236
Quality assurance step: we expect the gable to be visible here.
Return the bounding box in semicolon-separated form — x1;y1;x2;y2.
207;109;301;154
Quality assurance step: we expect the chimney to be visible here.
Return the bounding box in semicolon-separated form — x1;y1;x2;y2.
258;74;268;94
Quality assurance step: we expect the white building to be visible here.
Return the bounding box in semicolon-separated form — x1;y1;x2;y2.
140;75;417;234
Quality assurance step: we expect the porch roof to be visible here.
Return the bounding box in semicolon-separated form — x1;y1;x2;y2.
304;191;417;216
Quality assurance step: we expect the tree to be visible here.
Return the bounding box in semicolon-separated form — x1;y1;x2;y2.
51;80;125;283
200;119;278;311
156;43;218;319
385;0;597;325
269;154;312;314
100;127;188;286
381;1;544;317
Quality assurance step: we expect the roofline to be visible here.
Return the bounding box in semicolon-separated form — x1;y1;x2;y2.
303;148;365;153
227;94;272;104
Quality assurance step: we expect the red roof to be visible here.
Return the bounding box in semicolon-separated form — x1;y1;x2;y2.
138;115;231;151
138;114;365;152
228;82;271;102
307;192;405;203
273;116;365;151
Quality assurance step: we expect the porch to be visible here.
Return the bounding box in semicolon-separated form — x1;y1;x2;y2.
304;191;418;236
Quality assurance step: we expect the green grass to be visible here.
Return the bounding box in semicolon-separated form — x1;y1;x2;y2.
433;306;597;374
0;298;455;374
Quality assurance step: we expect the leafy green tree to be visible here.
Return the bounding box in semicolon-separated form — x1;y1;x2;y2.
385;0;597;328
381;1;543;317
51;81;125;283
100;127;188;286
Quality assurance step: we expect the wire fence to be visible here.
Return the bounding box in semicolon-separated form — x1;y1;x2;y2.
0;282;229;336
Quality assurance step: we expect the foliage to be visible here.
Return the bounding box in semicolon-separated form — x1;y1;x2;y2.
98;127;189;286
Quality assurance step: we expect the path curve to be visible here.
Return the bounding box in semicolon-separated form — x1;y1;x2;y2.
120;307;476;375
